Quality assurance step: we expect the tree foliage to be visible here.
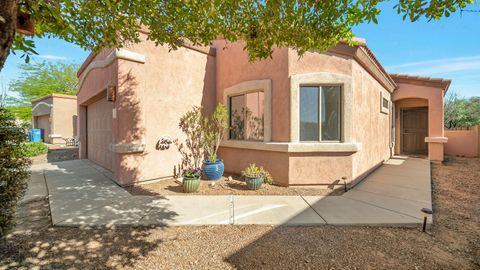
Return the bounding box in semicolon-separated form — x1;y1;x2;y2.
444;92;480;129
7;61;78;122
0;108;31;239
2;0;474;69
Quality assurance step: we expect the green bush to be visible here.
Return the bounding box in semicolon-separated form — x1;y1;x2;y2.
22;142;48;157
0;108;31;239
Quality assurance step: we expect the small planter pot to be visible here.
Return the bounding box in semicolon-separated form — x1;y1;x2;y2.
245;176;263;190
203;159;224;181
182;176;200;193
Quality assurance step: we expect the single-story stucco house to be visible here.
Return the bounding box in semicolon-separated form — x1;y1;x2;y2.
77;31;450;187
31;94;78;144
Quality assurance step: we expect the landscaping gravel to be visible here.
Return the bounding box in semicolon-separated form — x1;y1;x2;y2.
125;175;342;196
1;156;478;269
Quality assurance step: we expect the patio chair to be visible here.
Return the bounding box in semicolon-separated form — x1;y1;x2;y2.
63;136;79;147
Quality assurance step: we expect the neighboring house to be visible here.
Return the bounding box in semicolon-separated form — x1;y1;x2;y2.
77;32;449;187
31;94;78;144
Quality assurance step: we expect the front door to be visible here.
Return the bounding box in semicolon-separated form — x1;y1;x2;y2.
401;107;428;155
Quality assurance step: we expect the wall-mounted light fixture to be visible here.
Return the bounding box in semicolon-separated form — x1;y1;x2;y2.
107;85;116;102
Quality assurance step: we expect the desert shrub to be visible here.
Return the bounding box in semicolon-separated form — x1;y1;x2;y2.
260;167;274;185
22;142;48;157
176;106;205;172
0;108;31;240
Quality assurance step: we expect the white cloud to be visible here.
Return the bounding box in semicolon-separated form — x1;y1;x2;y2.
387;55;480;76
35;54;69;60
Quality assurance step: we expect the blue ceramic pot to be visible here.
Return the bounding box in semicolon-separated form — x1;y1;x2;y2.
245;176;263;190
203;159;224;180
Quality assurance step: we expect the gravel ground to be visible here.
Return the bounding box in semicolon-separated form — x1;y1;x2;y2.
1;156;478;269
125;175;342;196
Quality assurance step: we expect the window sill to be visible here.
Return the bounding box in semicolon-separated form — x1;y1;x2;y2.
220;140;361;153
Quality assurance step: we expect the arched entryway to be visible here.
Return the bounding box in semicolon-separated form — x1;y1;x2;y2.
390;74;450;161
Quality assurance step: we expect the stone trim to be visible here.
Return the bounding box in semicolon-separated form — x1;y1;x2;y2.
32;101;52;115
220;140;361;153
327;43;396;92
77;48;146;93
390;73;451;92
223;79;272;142
425;137;448;143
31;93;76;104
290;72;353;143
110;143;146;154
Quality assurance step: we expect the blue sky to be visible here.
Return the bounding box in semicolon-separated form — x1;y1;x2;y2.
1;1;479;97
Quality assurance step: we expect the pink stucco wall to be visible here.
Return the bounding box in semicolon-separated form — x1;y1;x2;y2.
445;126;480;157
350;61;392;180
79;34;216;185
216;42;393;186
392;82;445;161
214;40;290;142
77;48;119;170
77;38;448;187
114;33;216;185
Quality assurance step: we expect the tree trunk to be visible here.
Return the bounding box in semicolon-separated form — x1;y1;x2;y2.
0;0;18;72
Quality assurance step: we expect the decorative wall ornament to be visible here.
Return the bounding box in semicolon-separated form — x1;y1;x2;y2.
156;135;173;150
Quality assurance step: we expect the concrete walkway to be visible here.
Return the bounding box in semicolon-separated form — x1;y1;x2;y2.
29;157;432;227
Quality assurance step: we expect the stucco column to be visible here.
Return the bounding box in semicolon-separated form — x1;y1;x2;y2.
426;93;446;161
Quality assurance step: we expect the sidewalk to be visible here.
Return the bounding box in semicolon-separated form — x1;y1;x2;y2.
29;157;432;227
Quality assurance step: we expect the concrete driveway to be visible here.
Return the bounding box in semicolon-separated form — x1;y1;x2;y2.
29;157;432;227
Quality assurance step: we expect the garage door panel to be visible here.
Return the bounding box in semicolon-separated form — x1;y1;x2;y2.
36;115;50;142
87;98;113;171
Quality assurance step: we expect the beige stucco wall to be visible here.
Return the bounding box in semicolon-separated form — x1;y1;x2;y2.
32;95;77;144
392;82;446;161
51;96;77;144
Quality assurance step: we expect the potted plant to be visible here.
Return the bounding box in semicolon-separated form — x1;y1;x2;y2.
182;168;202;193
241;163;264;190
202;104;228;181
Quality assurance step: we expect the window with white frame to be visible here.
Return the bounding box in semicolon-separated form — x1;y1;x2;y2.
229;91;265;141
299;85;341;142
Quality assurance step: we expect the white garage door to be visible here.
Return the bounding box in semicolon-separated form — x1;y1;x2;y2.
87;97;113;171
